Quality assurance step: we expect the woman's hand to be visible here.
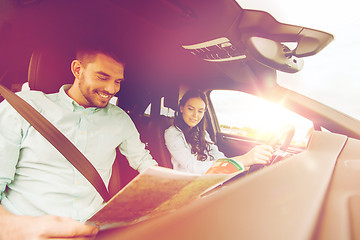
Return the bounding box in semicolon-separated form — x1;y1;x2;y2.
0;206;98;240
233;144;274;168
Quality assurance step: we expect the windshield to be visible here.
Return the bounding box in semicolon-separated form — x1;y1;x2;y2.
236;0;360;120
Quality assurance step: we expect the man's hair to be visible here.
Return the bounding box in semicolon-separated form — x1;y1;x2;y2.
75;41;125;67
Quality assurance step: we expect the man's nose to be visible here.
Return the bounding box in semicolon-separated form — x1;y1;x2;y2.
104;82;118;95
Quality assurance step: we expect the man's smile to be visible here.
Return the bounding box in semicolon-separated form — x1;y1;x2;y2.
97;91;112;100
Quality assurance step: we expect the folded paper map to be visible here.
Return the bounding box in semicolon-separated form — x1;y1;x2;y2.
86;166;238;230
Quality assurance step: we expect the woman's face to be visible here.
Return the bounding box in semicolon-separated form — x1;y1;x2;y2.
180;97;206;128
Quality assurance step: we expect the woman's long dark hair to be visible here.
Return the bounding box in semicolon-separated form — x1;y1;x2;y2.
174;90;213;161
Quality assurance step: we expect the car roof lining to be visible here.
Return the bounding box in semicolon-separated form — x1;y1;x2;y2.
0;0;332;104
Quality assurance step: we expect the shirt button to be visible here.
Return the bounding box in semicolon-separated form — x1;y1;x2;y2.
83;112;87;115
81;131;86;135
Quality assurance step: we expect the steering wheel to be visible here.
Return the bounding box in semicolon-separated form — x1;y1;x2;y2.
267;124;295;152
249;124;295;172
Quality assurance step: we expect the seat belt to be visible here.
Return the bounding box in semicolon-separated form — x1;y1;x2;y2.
0;84;111;202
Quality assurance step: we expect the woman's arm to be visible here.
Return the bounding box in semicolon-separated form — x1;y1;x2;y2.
203;131;273;170
164;127;213;174
232;144;274;168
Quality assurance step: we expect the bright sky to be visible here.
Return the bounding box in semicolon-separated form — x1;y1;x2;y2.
236;0;360;119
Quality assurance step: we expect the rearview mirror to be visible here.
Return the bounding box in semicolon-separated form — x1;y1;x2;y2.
238;9;334;72
293;28;334;57
245;37;304;73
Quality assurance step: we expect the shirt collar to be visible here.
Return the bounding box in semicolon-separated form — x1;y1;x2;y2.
58;84;104;113
58;84;74;110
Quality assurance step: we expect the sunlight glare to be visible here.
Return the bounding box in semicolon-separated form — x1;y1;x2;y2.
211;90;313;146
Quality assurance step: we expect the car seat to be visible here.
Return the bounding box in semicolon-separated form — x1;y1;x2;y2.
146;115;174;168
27;46;129;196
27;46;74;93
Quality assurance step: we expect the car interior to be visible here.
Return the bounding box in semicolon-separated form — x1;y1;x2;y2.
1;0;360;239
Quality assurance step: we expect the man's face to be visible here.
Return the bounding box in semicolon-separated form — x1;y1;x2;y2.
75;53;124;108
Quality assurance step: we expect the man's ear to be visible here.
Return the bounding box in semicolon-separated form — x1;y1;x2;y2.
71;60;82;79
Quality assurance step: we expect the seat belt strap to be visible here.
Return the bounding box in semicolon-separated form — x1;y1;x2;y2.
0;84;111;202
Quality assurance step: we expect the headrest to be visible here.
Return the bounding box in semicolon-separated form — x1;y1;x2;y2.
28;47;75;94
163;87;179;111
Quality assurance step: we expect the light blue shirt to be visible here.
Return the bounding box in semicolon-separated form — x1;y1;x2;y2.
0;85;157;222
164;125;226;175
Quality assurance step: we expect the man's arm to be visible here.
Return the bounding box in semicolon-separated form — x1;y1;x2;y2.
0;205;98;240
118;113;158;172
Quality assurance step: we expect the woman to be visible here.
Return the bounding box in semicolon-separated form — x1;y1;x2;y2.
164;89;274;175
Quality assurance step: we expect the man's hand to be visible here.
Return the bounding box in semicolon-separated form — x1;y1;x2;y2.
233;144;274;168
0;206;98;240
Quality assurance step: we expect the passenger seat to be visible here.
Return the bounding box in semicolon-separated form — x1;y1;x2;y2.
146;115;174;169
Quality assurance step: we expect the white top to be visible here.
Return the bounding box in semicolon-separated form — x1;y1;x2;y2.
0;85;157;222
164;125;226;175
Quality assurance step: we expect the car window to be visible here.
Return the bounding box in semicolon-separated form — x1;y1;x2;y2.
144;97;175;117
210;90;314;147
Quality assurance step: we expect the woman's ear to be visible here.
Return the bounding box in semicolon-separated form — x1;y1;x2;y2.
71;60;82;79
179;105;184;113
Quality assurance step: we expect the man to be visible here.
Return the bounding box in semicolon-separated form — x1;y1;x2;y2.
0;44;158;239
